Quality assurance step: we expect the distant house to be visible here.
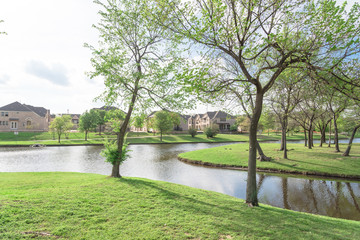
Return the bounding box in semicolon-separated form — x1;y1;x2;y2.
0;101;51;132
188;111;236;132
130;111;191;132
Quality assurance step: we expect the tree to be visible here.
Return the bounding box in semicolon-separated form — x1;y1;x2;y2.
49;115;73;143
79;110;100;141
133;114;147;131
342;105;360;156
260;109;275;136
154;111;173;141
96;110;107;135
87;0;189;177
268;69;302;158
150;0;360;206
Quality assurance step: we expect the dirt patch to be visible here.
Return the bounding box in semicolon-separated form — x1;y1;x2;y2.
22;231;61;239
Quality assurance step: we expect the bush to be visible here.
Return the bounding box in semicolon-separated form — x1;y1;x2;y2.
188;128;198;137
204;125;219;138
230;124;238;132
101;140;131;165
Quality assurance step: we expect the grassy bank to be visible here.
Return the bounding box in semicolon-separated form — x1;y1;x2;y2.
0;131;352;146
1;172;359;239
179;143;360;178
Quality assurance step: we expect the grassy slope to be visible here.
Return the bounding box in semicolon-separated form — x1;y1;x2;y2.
0;131;352;146
1;172;359;240
179;143;360;178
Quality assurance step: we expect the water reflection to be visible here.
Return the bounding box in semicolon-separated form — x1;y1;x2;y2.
0;143;359;220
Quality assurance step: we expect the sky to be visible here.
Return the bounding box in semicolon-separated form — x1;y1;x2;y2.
0;0;356;115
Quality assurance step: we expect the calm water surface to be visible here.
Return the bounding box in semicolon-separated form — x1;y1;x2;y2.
1;142;359;221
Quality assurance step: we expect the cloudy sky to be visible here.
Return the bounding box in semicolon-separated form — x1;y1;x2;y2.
0;0;356;115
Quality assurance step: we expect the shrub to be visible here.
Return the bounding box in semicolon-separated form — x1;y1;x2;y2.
204;125;219;138
188;128;198;137
230;124;238;132
101;140;131;165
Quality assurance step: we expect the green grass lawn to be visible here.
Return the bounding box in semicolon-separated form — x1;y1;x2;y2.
1;172;359;239
179;143;360;178
0;131;353;146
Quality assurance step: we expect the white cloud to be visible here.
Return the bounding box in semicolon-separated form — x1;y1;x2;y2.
25;60;69;86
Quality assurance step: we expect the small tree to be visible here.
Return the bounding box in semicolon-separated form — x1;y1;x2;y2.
188;127;197;137
154;111;173;141
96;110;107;135
79;110;100;141
101;140;131;177
49;115;73;143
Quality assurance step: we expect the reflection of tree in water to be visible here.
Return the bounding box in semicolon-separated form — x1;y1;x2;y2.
282;178;289;209
260;176;360;220
346;182;360;213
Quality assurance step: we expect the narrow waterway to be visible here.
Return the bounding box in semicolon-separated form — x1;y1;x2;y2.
0;142;359;221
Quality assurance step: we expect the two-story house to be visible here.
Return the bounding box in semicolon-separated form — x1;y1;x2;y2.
188;111;236;132
0;101;51;132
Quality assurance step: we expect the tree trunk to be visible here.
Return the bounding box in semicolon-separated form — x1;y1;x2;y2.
342;124;360;156
304;128;307;147
246;92;263;207
111;76;140;178
308;124;312;149
280;117;288;159
160;131;163;142
319;126;326;147
99;124;102;136
328;120;332;147
333;115;340;152
256;141;271;161
85;130;88;141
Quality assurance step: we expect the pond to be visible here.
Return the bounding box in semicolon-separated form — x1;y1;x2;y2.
1;142;359;221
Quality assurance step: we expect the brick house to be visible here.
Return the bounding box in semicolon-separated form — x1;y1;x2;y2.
188;111;236;132
0;101;51;132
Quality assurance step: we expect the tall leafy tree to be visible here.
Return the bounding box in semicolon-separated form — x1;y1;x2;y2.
150;0;360;206
79;110;100;141
87;0;189;178
269;70;303;158
49;115;73;143
154;111;173;141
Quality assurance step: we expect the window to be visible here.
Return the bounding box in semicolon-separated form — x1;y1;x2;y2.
0;121;2;125
6;121;8;125
220;118;226;122
10;121;18;129
1;112;3;116
5;112;8;117
27;120;31;126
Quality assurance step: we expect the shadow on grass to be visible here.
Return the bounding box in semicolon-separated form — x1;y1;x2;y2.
117;177;360;239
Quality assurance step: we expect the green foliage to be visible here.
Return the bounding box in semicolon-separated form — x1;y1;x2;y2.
133;114;146;129
104;109;125;133
79;110;100;140
101;140;131;165
154;111;174;137
204;125;219;138
230;124;238;132
188;127;197;137
49;115;73;143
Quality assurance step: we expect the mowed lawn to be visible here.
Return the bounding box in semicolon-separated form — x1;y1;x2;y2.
1;172;360;239
179;143;360;178
0;131;353;146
